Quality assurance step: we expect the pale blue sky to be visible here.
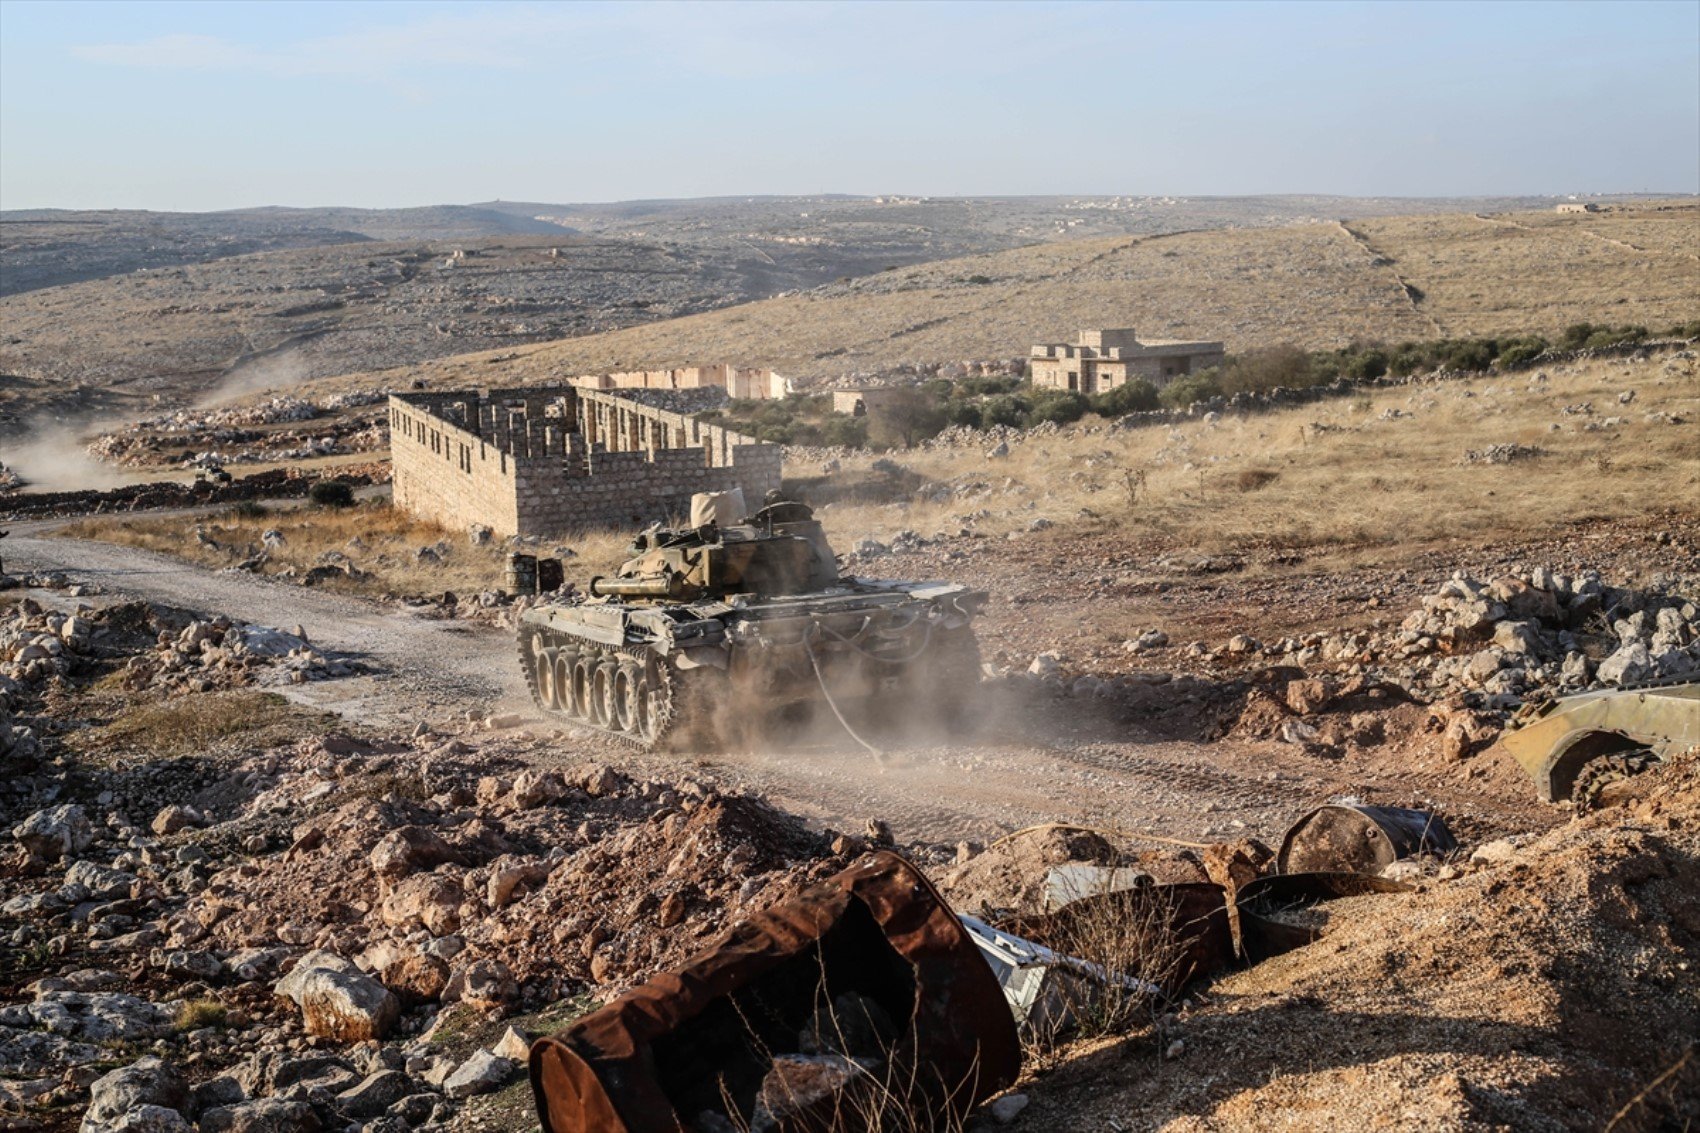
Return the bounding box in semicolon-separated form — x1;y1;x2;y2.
1;0;1695;211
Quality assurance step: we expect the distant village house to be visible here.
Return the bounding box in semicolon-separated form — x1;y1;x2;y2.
1555;203;1603;214
829;387;903;417
1030;329;1225;393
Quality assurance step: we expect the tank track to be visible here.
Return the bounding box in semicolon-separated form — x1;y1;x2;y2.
1572;748;1658;811
519;624;712;751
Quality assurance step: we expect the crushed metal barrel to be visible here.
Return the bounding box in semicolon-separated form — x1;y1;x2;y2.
1236;873;1413;963
1277;804;1456;876
529;852;1020;1133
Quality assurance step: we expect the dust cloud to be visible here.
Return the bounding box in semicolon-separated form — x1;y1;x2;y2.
200;348;312;408
0;418;141;493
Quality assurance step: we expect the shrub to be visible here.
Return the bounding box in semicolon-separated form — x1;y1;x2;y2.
1090;379;1160;417
867;387;947;449
1493;337;1549;370
820;416;868;447
1237;469;1280;492
1026;390;1090;427
1158;372;1223;409
979;394;1030;429
1219;345;1315;394
307;479;355;508
1436;339;1496;373
1339;347;1390;382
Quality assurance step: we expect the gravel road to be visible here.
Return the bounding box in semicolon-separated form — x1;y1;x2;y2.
4;529;1538;847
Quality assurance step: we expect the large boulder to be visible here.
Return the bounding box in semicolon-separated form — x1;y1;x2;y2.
12;804;94;863
368;826;458;886
441;1050;516;1099
109;1106;192;1132
1597;642;1655;685
274;953;398;1043
379;873;462;935
199;1098;322;1133
81;1057;187;1133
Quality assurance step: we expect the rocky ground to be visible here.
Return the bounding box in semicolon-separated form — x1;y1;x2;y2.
2;503;1696;1131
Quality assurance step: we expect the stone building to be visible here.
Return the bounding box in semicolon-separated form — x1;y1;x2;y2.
1555;202;1603;214
1030;329;1225;393
829;387;903;416
570;364;789;400
389;385;781;538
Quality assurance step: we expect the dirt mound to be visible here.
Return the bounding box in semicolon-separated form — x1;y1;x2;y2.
1024;754;1700;1131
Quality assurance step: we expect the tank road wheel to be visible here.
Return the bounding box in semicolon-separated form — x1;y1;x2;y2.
519;629;546;710
613;663;642;734
634;674;663;746
574;654;602;725
592;660;618;728
553;650;578;718
535;648;561;711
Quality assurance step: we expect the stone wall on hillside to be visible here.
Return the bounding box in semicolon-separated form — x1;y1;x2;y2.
389;385;781;538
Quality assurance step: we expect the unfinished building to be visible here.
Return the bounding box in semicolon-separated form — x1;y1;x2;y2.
570;364;789;400
1030;328;1225;393
389;386;782;538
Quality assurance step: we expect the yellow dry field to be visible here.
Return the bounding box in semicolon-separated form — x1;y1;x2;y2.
310;201;1698;393
809;349;1700;571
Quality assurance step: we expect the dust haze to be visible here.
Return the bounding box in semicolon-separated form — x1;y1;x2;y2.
1;418;141;493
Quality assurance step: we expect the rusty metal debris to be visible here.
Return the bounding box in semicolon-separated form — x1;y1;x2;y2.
529;852;1019;1133
1236;873;1413;963
959;915;1162;1036
1277;804;1456;876
1500;674;1700;806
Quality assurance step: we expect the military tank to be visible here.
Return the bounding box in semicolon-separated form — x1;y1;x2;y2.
1500;673;1700;808
517;491;986;750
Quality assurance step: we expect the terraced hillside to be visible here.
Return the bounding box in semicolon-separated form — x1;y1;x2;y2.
322;200;1698;390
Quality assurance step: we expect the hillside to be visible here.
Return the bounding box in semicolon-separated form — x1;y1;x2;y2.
0;204;569;295
317;200;1698;391
0;233;809;432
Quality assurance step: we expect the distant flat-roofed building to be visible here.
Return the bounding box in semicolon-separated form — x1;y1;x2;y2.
1030;328;1225;393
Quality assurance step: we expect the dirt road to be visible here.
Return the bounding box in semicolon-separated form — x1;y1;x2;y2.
4;529;1542;847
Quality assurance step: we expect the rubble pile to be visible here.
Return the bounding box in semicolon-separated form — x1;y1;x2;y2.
132;398;322;432
0;468;385;522
187;755;831;1001
0;599;349;702
0;720;836;1131
121;616;355;692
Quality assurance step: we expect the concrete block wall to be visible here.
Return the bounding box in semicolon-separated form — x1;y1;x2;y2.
390;385;782;539
568;363;791;399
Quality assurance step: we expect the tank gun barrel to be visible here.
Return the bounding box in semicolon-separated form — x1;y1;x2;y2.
588;574;689;600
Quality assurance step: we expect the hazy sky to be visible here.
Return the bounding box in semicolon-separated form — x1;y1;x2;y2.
2;0;1696;211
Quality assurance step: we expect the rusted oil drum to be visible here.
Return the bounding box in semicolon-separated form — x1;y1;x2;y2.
1237;872;1412;963
1277;804;1456;876
505;552;538;597
536;557;565;593
530;852;1020;1133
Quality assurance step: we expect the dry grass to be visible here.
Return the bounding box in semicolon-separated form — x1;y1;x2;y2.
55;499;639;599
82;690;301;757
174;998;228;1031
809;349;1700;569
303;201;1699;393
